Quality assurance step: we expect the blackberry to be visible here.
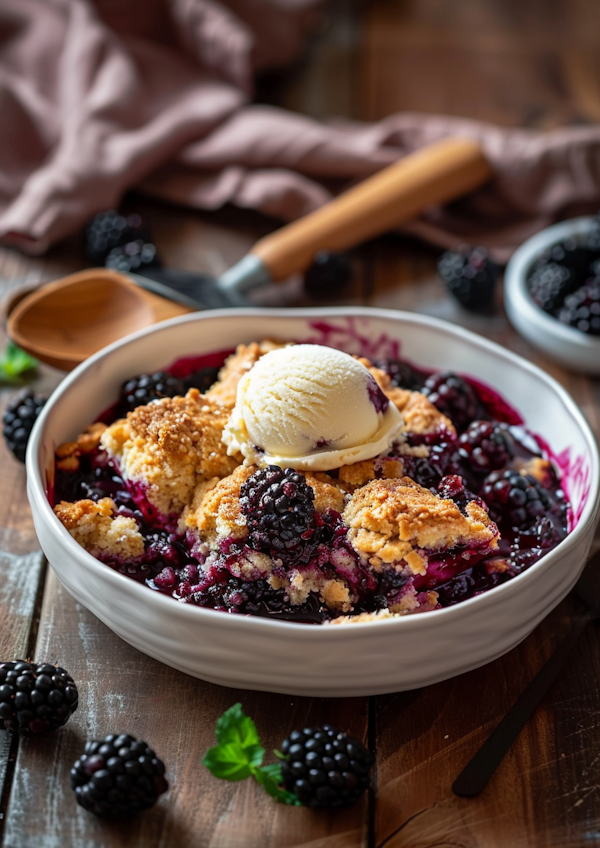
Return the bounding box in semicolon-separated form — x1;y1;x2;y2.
240;466;319;564
280;724;374;808
3;389;47;462
120;372;185;413
481;469;553;529
436;474;486;514
182;366;221;393
84;210;148;265
70;733;168;817
457;420;515;474
422;372;480;433
437;246;498;311
372;357;424;391
528;262;575;314
534;236;598;281
0;661;78;735
557;280;600;335
105;239;160;274
303;251;352;297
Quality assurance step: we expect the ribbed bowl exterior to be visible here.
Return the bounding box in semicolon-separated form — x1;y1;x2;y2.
27;308;600;697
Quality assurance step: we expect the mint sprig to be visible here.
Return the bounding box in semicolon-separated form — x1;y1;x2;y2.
0;343;38;382
202;703;302;805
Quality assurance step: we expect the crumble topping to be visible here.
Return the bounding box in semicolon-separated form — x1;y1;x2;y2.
180;465;253;545
338;457;404;489
206;340;287;408
342;477;498;575
54;498;144;560
327;589;439;624
100;389;239;517
56;422;108;471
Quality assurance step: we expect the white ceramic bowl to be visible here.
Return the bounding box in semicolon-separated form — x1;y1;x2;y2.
27;308;600;697
505;216;600;374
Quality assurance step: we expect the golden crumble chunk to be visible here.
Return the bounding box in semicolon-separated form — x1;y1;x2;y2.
100;389;239;518
342;477;498;575
54;498;144;560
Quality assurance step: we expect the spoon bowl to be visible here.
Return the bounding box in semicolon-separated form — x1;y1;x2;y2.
6;269;191;370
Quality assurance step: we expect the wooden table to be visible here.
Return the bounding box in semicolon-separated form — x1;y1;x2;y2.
2;1;600;845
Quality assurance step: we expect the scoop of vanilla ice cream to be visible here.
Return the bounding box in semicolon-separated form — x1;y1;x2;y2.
222;344;403;471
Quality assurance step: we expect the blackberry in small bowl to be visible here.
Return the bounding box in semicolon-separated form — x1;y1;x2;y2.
558;280;600;335
280;724;374;808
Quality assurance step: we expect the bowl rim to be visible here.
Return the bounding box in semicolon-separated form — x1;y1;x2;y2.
505;215;600;351
27;305;600;634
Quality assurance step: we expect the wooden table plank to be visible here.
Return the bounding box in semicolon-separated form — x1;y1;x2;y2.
3;571;369;848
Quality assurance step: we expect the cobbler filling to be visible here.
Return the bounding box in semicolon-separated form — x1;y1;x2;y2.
52;348;569;624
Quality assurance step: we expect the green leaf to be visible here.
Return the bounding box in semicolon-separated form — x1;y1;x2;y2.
202;742;254;782
203;704;265;783
215;703;263;755
0;342;38;381
254;764;302;806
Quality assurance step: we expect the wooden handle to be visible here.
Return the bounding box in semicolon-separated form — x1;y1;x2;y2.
250;137;492;280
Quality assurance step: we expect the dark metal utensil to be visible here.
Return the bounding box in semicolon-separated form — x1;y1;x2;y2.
452;546;600;798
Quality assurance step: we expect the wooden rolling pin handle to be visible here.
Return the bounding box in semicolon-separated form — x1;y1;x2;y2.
250;137;492;282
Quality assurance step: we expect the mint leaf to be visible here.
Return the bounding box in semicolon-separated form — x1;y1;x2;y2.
203;704;302;805
255;763;302;806
0;343;38;381
216;703;262;753
203;704;264;782
202;742;255;782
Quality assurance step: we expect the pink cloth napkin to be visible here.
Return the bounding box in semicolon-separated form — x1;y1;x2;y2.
3;0;600;262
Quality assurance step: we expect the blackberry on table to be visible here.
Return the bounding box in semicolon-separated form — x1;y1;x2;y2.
0;661;78;735
120;372;185;413
240;466;319;564
303;251;353;296
437;246;498;311
457;420;515;474
280;724;374;808
557;280;600;335
105;239;159;274
528;262;575;314
70;733;168;817
3;389;47;463
480;469;553;529
84;211;148;265
422;372;481;433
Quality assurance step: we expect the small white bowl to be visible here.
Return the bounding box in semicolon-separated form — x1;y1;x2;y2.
26;308;600;697
505;216;600;374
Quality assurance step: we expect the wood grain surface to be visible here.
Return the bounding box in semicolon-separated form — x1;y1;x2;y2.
1;1;600;846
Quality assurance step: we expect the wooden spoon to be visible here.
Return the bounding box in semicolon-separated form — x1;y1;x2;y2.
6;269;191;371
6;137;493;370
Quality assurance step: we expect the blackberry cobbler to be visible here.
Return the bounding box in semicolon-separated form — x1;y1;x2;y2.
52;340;569;624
